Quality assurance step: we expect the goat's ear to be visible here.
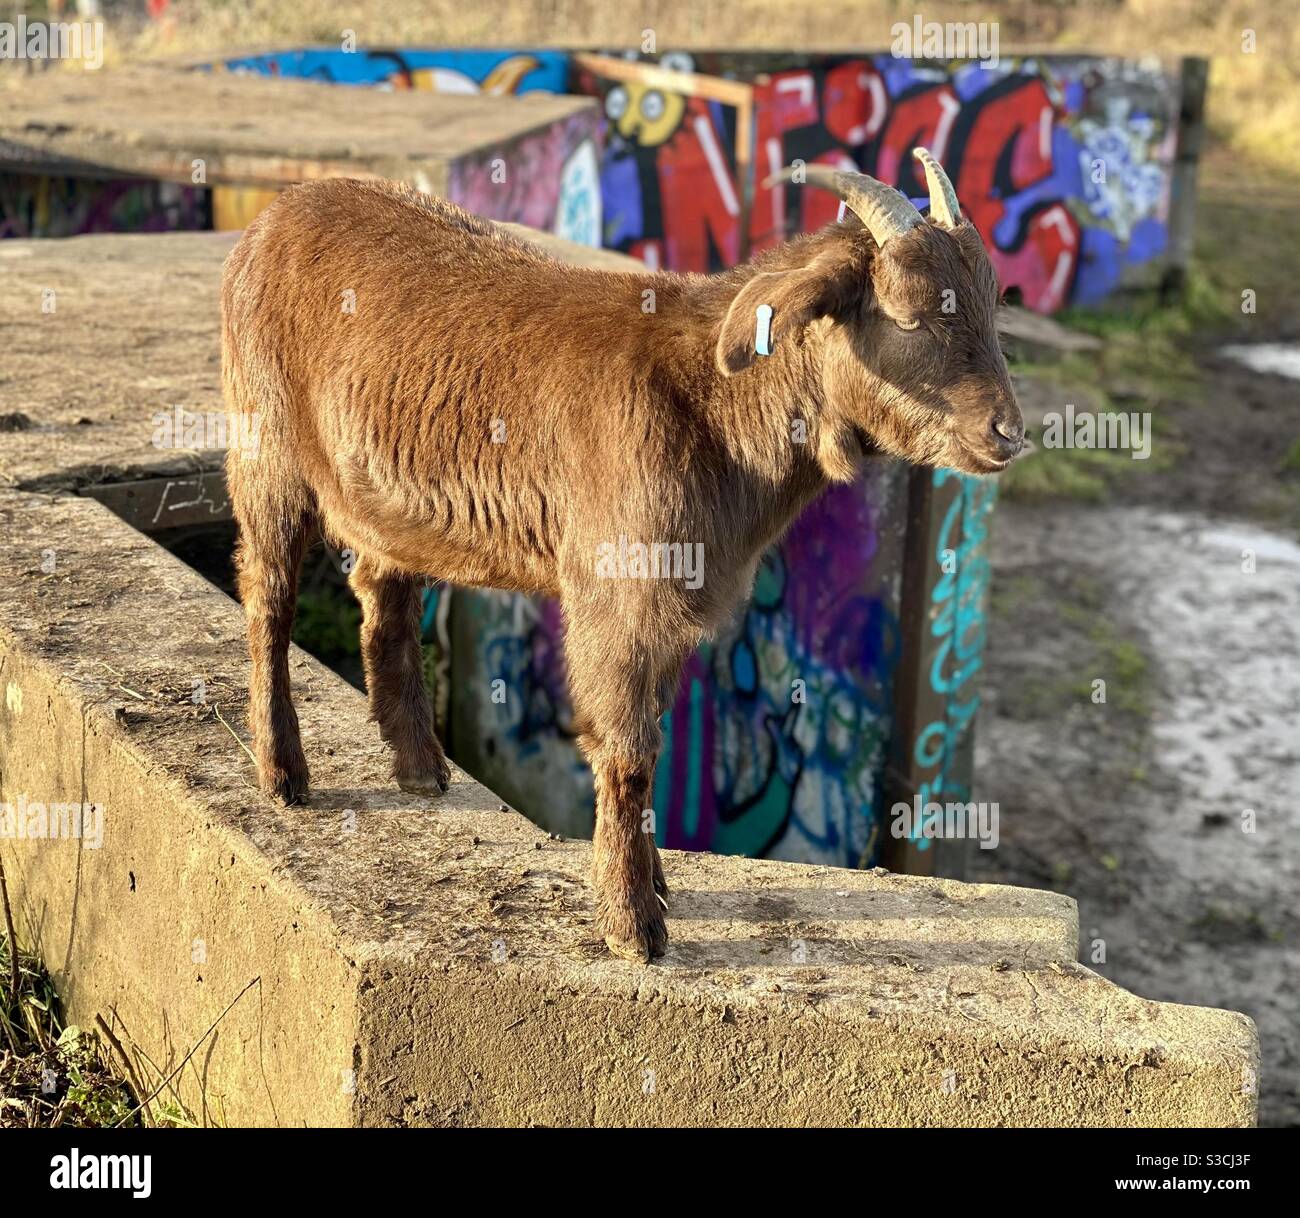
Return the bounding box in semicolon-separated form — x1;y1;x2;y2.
715;253;863;376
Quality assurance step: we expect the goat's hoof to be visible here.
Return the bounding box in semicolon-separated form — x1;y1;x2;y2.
395;748;451;796
601;904;668;963
396;770;450;796
261;760;310;806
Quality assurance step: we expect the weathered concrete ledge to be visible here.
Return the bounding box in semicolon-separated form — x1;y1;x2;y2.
0;64;597;192
0;487;1258;1126
0;228;633;501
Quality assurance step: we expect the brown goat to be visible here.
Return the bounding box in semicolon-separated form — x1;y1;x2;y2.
223;148;1022;961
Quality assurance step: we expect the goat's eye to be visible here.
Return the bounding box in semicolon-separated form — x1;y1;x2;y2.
895;317;921;332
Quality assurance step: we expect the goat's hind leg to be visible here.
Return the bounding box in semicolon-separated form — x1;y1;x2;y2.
232;488;313;805
350;557;451;795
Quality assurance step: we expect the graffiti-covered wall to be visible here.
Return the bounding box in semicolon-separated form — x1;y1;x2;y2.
445;109;603;247
219;49;602;242
445;464;995;870
223;46;569;94
447;464;930;868
652;470;911;863
585;51;1186;310
879;467;998;875
221;45;1194;310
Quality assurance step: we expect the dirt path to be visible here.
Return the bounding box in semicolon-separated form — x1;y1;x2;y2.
974;355;1300;1127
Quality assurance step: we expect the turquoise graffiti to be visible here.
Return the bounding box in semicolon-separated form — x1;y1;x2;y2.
906;469;997;850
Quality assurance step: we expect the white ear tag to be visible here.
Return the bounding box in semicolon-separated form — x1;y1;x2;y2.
755;304;774;356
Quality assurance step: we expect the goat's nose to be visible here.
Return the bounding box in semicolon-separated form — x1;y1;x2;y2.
990;415;1024;458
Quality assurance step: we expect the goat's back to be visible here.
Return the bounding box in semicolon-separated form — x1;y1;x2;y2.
221;179;714;597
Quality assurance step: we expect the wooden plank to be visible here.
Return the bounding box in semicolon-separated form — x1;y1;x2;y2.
571;52;752;108
997;306;1102;357
573;53;755;259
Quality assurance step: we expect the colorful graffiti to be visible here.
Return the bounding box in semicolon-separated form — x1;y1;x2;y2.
575;54;747;272
598;51;1180;309
446;110;603;246
450;464;907;867
906;469;997;851
224;48;1185;309
222;47;567;95
447;587;595;842
653;478;903;864
217;47;1187;311
0;173;206;239
222;48;602;243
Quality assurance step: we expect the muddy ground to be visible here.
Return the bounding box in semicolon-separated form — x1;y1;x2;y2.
973;349;1300;1126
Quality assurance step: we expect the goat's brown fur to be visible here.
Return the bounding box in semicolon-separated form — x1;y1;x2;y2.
224;177;1020;961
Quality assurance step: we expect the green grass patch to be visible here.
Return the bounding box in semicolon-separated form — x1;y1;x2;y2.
0;926;187;1127
1065;615;1153;719
1001;444;1125;502
1192;902;1284;945
292;584;362;662
1003;345;1185;503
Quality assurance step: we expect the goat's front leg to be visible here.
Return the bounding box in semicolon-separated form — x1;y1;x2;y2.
565;609;677;960
587;737;667;961
349;556;450;795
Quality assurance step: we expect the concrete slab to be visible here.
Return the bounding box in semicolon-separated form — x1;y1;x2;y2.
0;487;1259;1126
0;228;639;498
0;65;596;191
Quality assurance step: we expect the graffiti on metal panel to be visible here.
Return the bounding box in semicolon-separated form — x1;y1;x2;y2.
654;483;902;864
0;174;205;238
446;110;603;243
906;469;997;850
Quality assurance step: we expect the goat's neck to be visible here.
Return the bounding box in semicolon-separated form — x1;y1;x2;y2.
705;322;862;483
694;334;864;562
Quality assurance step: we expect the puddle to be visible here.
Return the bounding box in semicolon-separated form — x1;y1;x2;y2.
1118;512;1300;892
1220;342;1300;381
980;503;1300;1123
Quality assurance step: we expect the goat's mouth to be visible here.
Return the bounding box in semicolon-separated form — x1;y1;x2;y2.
952;440;1026;476
950;419;1029;475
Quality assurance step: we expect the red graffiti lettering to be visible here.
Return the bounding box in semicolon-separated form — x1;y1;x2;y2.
657;97;741;271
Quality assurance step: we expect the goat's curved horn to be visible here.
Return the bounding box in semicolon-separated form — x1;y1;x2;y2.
764;164;923;248
912;147;962;228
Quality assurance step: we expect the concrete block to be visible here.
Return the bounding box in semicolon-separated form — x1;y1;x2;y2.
0;229;640;498
0;489;1259;1126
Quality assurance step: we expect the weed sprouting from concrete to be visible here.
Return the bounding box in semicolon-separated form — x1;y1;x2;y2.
0;928;142;1128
